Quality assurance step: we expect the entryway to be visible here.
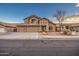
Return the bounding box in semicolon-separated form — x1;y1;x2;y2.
41;26;46;31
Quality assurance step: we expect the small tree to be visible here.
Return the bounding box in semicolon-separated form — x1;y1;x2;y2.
54;10;66;32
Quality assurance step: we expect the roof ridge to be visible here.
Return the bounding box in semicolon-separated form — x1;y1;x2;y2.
24;15;42;20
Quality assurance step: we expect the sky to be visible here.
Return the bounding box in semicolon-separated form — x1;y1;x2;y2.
0;3;79;23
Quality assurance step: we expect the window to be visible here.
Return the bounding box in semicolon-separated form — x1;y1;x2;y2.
31;19;37;24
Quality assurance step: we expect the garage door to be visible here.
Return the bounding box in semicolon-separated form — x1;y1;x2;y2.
0;28;6;32
27;26;40;32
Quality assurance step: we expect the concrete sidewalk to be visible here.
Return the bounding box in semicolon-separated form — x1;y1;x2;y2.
42;35;79;39
0;32;79;40
41;32;79;39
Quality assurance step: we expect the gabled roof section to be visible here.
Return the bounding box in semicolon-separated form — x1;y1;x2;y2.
24;15;42;20
42;17;56;25
42;18;50;21
23;15;56;25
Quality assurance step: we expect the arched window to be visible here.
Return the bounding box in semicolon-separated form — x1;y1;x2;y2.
31;19;38;24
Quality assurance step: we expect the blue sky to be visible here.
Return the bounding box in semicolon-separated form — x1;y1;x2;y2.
0;3;79;23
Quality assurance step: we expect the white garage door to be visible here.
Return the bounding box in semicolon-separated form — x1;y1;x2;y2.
0;28;6;32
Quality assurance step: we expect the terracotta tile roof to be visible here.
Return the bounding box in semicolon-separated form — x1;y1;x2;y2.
0;22;19;27
55;22;79;27
0;23;5;27
24;15;42;20
24;15;50;21
24;15;56;25
63;23;79;26
16;23;27;26
64;15;79;20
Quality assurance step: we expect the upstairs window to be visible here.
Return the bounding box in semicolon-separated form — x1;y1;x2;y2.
31;19;38;24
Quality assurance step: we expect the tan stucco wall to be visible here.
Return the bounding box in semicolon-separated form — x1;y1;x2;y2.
39;19;48;25
49;23;56;32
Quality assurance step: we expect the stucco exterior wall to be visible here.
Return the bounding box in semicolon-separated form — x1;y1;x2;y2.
49;23;56;32
39;19;48;25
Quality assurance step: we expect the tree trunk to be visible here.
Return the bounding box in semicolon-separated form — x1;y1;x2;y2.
59;22;63;32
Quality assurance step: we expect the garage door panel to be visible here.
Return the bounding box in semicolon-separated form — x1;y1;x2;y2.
27;26;40;32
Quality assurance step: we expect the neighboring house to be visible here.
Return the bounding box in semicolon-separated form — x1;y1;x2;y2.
63;23;79;32
0;22;17;32
55;15;79;32
0;23;6;32
63;15;79;32
16;15;56;32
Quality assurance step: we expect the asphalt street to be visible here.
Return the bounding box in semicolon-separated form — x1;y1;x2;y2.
0;39;79;56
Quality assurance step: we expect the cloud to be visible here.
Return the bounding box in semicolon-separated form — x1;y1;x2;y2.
74;13;79;15
75;3;79;7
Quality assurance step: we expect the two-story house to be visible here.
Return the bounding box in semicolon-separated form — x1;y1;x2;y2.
16;15;56;32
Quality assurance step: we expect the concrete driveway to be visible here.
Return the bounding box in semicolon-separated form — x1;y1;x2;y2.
0;32;42;39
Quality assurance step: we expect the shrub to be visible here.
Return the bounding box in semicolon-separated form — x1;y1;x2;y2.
63;29;72;35
43;30;48;33
39;30;48;33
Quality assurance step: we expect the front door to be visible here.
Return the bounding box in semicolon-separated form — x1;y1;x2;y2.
41;26;46;31
14;28;17;32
